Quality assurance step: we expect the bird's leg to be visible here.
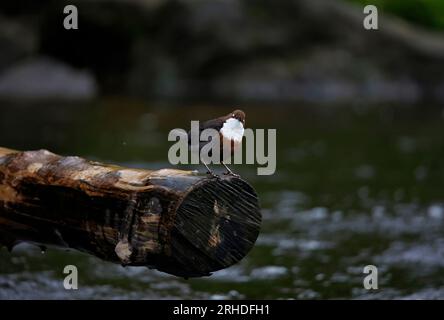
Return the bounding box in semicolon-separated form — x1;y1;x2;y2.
222;161;240;178
201;159;218;178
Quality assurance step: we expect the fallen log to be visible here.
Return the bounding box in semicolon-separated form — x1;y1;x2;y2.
0;147;261;278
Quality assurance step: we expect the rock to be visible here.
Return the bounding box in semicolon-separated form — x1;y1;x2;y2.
1;0;444;103
0;57;97;100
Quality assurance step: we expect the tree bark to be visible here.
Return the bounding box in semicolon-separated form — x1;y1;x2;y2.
0;147;261;278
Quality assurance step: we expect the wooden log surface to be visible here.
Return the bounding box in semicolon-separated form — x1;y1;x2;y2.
0;147;261;278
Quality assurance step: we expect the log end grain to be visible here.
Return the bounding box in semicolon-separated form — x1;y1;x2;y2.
162;176;261;277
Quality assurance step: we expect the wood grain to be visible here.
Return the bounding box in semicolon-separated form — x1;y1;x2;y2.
0;148;261;277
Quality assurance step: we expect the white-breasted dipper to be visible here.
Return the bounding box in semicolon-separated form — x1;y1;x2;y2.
188;109;245;177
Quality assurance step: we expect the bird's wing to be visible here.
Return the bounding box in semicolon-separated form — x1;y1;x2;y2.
187;118;225;145
199;118;225;132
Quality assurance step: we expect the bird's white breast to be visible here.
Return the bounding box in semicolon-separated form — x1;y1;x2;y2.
220;118;244;142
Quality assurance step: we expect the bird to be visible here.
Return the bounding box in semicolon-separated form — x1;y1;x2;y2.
188;109;245;177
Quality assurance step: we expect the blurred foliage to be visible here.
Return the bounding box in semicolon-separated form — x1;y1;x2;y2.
349;0;444;30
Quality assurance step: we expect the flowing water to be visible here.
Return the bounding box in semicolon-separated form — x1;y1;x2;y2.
1;101;444;299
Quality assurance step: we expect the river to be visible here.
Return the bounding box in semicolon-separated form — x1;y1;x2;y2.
1;101;443;299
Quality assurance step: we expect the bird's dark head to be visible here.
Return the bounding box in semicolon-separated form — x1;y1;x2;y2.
229;109;246;125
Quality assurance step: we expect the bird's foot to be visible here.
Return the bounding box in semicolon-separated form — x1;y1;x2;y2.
223;171;240;178
207;171;220;178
